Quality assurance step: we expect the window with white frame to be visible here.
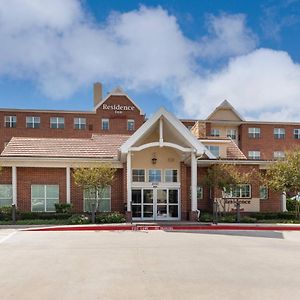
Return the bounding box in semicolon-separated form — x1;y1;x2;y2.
74;117;86;130
101;118;109;130
227;128;237;140
206;145;220;157
248;151;261;160
132;169;145;182
148;169;161;182
274;128;285;139
26;116;40;129
248;127;260;138
0;184;12;207
274;151;285;160
5;116;16;128
260;186;268;200
223;184;251;198
127;119;135;131
294;129;300;139
84;186;111;212
197;186;203;200
50;117;64;129
165;170;178;182
31;185;59;212
210;128;220;137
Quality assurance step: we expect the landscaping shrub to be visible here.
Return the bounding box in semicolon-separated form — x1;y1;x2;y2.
286;198;297;212
95;212;125;224
199;213;213;222
19;212;72;220
67;214;90;225
0;206;13;221
55;203;72;213
240;216;257;223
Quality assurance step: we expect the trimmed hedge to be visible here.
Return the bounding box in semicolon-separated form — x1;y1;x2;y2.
18;212;72;220
95;212;126;224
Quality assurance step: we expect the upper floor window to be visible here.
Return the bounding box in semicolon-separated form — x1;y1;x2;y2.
148;169;161;182
224;184;251;198
127;119;135;131
274;151;285;160
248;151;260;160
206;145;220;158
274;128;285;139
260;186;268;200
50;117;64;129
132;169;145;182
165;170;178;183
294;129;300;139
248;127;260;138
210;128;220;137
101;118;109;130
74;117;86;130
26;116;40;129
227;129;237;140
5;116;16;128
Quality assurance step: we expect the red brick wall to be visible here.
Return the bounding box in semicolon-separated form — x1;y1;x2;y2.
180;162;189;220
0;167;12;185
0;95;145;152
240;123;300;160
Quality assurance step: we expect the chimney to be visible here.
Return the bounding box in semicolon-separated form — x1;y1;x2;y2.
93;82;102;107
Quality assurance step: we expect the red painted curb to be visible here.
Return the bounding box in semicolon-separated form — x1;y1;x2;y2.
23;225;300;232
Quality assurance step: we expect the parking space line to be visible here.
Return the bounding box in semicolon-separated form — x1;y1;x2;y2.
0;231;17;244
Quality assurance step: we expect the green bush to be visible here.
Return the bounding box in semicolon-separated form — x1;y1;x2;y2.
199;213;213;222
19;212;72;220
95;212;125;224
286;198;297;212
0;206;13;221
249;212;296;220
67;214;90;225
55;203;72;213
241;216;257;223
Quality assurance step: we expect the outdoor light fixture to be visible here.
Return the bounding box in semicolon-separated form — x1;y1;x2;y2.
152;153;157;165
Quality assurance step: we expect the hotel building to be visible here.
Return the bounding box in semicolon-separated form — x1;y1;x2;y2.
0;83;297;221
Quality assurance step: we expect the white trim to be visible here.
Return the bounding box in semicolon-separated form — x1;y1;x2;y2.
66;167;71;204
12;166;17;206
191;153;197;211
206;100;245;121
159;117;163;146
127;152;132;212
130;141;193;153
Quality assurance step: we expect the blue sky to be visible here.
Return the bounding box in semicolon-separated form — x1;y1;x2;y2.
0;0;300;120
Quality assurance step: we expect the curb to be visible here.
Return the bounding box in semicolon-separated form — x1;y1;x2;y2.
22;224;300;232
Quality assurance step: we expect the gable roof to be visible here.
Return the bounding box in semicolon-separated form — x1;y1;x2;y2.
94;86;145;115
119;107;214;158
206;100;245;121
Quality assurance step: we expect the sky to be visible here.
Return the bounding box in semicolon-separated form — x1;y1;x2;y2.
0;0;300;121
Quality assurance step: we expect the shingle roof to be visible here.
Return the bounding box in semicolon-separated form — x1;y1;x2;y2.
226;140;247;160
1;135;130;159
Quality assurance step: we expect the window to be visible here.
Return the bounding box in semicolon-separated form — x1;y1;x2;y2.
165;170;178;182
206;145;220;157
74;117;86;130
227;129;237;139
248;127;260;138
224;184;251;198
127;119;135;131
248;151;261;160
294;129;300;139
274;151;285;160
197;186;203;200
26;116;40;129
31;185;59;212
132;169;145;182
5;116;16;128
148;169;161;182
0;184;12;207
274;128;285;139
102;118;109;130
210;128;220;137
260;186;268;200
50;117;64;129
84;186;111;212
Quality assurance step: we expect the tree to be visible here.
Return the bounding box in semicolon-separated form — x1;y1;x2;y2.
266;150;300;216
73;164;116;223
204;163;258;221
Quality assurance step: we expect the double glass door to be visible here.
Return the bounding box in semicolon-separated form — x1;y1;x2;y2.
132;188;179;220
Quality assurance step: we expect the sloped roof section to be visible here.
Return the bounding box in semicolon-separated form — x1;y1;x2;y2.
226;140;247;160
1;135;130;159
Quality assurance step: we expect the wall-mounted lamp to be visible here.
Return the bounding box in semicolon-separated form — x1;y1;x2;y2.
152;153;157;165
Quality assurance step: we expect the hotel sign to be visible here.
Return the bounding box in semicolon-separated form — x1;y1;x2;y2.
102;104;135;114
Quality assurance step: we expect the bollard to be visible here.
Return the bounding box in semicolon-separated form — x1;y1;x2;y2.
12;204;16;225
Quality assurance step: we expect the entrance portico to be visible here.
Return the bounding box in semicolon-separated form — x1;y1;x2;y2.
119;107;214;221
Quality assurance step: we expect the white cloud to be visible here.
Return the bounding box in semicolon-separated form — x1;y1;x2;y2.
0;1;300;121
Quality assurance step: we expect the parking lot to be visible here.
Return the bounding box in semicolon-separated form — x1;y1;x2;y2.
1;228;300;300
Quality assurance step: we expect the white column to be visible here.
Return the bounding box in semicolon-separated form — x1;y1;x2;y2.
127;151;132;212
12;166;17;206
282;192;287;212
159;117;163;146
191;152;197;212
66;167;71;204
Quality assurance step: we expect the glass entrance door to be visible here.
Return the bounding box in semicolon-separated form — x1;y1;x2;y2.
156;189;179;220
